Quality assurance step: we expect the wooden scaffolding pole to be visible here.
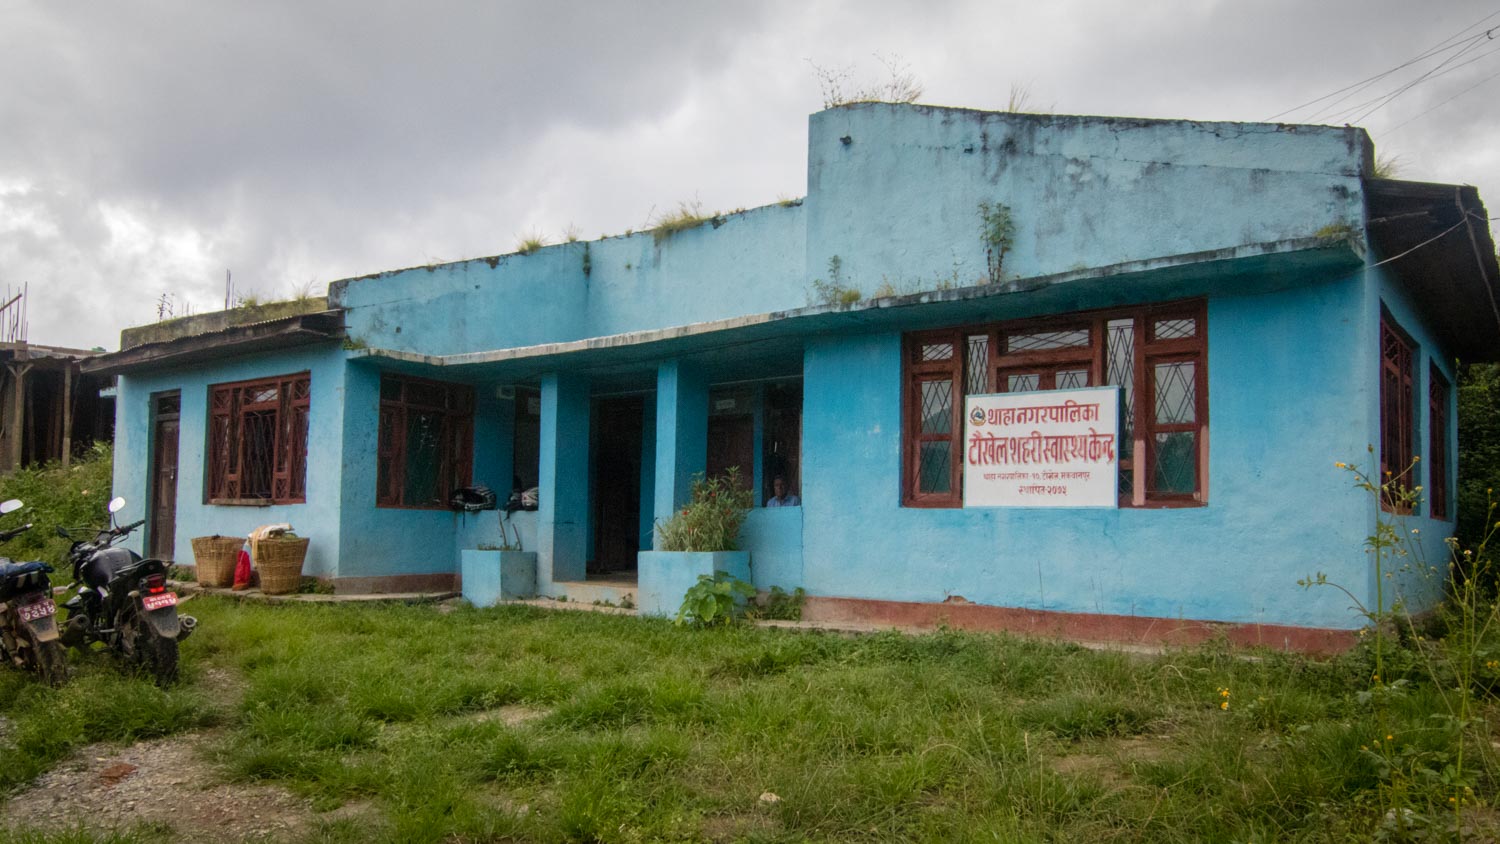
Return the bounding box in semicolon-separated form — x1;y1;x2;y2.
7;362;31;471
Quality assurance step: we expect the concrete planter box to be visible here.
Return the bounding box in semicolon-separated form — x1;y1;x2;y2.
460;550;537;606
637;550;751;618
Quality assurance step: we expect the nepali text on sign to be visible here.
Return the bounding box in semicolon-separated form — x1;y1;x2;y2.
962;386;1120;508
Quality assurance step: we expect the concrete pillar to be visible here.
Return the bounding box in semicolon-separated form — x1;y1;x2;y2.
653;359;707;548
538;372;590;584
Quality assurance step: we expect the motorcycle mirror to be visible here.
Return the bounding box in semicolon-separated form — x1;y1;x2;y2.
107;497;127;514
0;499;20;515
55;526;69;539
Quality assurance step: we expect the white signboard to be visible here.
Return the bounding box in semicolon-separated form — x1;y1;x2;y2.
963;386;1120;508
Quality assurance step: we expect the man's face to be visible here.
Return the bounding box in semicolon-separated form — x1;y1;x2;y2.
773;478;786;497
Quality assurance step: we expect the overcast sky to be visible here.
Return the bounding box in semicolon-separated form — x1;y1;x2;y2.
2;0;1496;351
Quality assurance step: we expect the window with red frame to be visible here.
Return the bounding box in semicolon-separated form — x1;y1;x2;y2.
377;375;474;508
903;300;1207;508
1379;314;1416;510
1429;364;1450;520
207;373;310;504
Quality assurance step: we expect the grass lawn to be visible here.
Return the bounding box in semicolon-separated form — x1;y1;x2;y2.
2;597;1497;843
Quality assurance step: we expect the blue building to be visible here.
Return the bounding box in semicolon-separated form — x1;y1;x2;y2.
87;103;1500;650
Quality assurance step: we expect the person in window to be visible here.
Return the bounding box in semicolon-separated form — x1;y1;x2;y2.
767;475;801;507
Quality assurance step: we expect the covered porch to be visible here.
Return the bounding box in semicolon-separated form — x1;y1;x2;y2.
352;329;808;607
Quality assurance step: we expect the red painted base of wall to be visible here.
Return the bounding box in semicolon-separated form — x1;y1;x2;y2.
334;573;459;595
802;596;1359;654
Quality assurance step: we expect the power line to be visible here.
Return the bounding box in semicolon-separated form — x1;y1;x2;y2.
1369;218;1469;269
1301;30;1497;123
1381;63;1500;136
1309;38;1500;125
1344;29;1494;125
1265;9;1500;121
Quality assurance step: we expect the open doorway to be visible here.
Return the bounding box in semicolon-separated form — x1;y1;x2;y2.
148;391;180;561
762;381;802;503
590;396;644;577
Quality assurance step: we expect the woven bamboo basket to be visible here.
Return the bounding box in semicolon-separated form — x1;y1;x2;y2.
189;535;242;588
253;536;309;595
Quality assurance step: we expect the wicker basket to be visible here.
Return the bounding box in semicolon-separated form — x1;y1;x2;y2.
253;536;309;595
189;535;243;588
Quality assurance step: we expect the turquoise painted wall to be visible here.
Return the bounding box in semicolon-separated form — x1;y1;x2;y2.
335;362;499;581
331;247;590;358
799;275;1378;630
112;344;349;577
113;348;528;584
330;204;807;359
1369;264;1459;615
741;506;803;591
452;391;520;558
805;105;1370;295
538;372;590;588
330;106;1366;363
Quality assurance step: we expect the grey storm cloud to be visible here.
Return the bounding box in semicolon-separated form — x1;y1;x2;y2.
1;0;1496;349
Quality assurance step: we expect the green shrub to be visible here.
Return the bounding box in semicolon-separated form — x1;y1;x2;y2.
747;585;806;621
676;572;755;627
0;442;113;565
1458;361;1500;554
654;468;752;552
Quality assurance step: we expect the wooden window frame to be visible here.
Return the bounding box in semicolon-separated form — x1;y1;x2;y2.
377;374;475;510
1379;313;1416;512
904;331;964;507
1428;363;1450;520
206;372;310;506
901;300;1208;509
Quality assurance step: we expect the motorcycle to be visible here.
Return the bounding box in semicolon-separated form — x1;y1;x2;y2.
0;498;68;687
58;497;196;686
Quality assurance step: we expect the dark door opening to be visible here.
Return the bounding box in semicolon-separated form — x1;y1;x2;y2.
590;396;644;576
708;413;754;488
149;392;180;561
763;381;802;502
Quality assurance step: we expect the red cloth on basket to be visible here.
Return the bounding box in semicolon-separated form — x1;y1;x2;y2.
232;546;252;591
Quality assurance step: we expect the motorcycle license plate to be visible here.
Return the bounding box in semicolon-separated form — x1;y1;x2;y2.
142;592;178;612
18;599;55;623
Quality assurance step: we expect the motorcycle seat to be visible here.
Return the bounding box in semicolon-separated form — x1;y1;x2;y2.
0;559;51;579
80;547;141;589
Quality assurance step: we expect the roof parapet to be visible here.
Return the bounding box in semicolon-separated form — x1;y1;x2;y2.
119;297;330;350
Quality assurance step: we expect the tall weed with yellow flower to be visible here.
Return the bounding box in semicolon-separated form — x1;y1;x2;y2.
1302;449;1500;838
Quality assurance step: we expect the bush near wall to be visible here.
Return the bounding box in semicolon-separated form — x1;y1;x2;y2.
1458;362;1500;553
0;442;113;565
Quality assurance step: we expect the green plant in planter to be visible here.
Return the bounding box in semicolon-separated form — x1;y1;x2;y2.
677;572;756;627
655;468;754;552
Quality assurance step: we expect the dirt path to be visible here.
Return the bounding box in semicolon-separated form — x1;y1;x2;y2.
0;731;330;842
1;666;361;842
0;686;545;842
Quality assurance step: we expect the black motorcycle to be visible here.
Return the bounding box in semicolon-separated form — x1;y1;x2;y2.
0;498;67;687
58;497;196;686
